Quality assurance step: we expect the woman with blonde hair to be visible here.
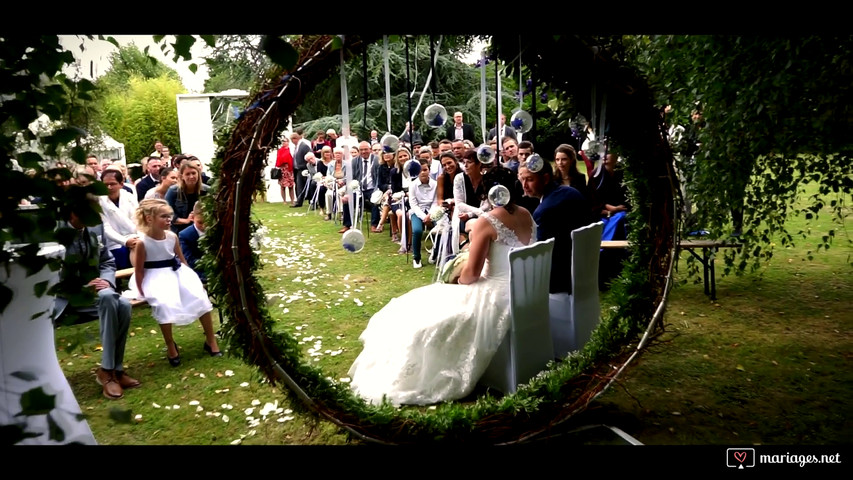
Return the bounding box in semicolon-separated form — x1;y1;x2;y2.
165;163;210;234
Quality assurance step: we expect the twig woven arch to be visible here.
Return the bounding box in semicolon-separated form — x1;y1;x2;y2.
204;34;678;444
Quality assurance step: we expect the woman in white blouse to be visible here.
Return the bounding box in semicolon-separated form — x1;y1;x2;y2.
98;168;140;269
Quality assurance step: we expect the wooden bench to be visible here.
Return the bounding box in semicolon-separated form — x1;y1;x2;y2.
600;239;742;300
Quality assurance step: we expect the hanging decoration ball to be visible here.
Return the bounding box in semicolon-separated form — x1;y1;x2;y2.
381;134;400;153
348;179;360;192
476;144;496;164
525;154;544;173
313;172;323;182
488;185;512;208
510;110;534;134
405;159;422;179
370;189;383;205
423;103;448;128
341;229;366;253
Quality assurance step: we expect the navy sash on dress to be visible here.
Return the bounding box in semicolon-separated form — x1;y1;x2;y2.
144;255;181;271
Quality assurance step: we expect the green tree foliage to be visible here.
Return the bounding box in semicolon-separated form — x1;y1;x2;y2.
100;75;185;162
204;35;271;94
96;44;181;93
292;36;517;143
625;35;853;271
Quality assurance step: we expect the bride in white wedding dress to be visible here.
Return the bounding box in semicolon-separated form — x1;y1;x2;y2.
348;166;535;406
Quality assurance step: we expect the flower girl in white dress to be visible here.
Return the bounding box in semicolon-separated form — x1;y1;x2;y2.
131;199;221;367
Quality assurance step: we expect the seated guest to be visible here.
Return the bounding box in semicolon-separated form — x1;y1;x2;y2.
98;169;140;270
374;149;394;233
590;152;631;287
518;159;594;294
179;201;207;282
136;157;161;201
453;148;489;243
166;163;210;234
553;144;596;216
145;167;178;200
407;159;437;269
54;198;138;399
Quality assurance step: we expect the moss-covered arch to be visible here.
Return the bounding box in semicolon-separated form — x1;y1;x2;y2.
203;34;678;444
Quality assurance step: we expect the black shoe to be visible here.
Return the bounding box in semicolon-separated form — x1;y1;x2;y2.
203;342;223;357
290;203;303;208
168;342;181;367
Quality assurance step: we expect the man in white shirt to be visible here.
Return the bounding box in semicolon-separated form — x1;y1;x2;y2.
408;159;437;269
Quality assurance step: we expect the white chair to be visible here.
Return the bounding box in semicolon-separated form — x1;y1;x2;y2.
550;221;604;359
479;238;555;394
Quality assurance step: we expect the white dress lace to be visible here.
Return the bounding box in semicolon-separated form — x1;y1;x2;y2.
348;211;533;405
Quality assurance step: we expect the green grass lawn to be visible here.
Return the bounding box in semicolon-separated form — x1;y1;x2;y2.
55;183;851;445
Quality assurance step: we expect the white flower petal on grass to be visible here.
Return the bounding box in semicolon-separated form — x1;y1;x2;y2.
244;408;254;415
134;414;143;422
165;383;172;389
354;299;363;306
165;406;171;410
222;415;230;423
284;409;293;414
189;400;200;406
225;370;234;377
172;405;180;409
196;406;204;412
240;382;250;387
152;402;161;408
230;438;242;445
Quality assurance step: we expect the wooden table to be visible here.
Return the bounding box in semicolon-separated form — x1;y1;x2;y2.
600;239;742;300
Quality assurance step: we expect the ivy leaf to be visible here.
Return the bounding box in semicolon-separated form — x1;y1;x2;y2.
172;35;196;62
261;36;298;70
152;35;165;44
16;151;44;169
50;127;86;145
188;63;198;74
16;387;56;416
0;424;41;445
11;371;38;382
109;407;133;424
33;280;49;298
47;413;65;442
331;36;344;51
200;35;217;48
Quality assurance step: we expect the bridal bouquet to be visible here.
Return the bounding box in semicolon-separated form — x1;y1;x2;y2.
439;251;469;284
428;204;445;223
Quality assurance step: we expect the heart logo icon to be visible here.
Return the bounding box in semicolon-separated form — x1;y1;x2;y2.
734;451;747;463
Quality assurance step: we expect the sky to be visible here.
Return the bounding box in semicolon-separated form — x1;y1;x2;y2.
58;35;212;93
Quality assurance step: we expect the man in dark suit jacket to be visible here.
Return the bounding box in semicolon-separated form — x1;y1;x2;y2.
53;208;138;399
487;114;518;142
350;141;382;232
136;157;161;201
290;129;312;207
518;160;594;294
444;111;476;143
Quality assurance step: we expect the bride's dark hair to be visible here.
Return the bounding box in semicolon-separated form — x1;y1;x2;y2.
481;166;519;213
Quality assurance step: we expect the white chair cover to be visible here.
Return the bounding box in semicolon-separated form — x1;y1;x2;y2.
550;221;603;358
479;238;555;394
